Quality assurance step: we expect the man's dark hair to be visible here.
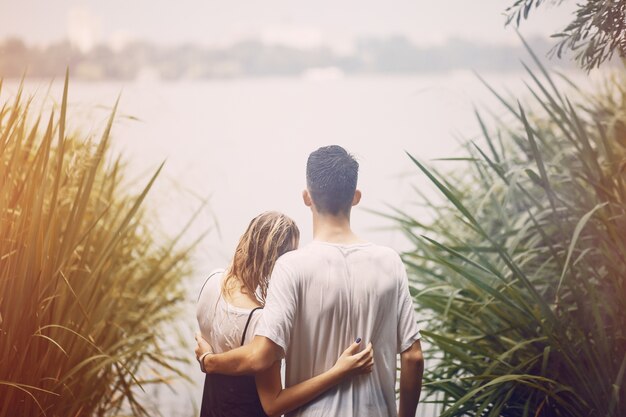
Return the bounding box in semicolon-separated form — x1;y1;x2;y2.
306;145;359;215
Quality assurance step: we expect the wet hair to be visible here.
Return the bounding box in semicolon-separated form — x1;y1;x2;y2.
222;211;299;304
306;145;359;215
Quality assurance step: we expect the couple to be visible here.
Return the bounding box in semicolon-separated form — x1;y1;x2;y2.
195;145;424;417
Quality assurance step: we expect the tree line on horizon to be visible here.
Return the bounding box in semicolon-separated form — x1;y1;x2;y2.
0;36;564;81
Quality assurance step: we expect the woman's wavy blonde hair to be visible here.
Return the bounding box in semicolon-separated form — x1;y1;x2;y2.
222;211;299;304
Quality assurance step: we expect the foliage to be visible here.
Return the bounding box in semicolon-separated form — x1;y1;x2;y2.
506;0;626;70
0;74;199;416
393;48;626;415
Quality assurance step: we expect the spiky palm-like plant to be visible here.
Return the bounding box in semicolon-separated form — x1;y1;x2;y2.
394;48;626;416
0;75;200;416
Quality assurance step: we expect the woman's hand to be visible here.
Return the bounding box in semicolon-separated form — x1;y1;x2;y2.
331;338;374;379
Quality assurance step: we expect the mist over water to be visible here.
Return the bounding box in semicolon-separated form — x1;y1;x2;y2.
4;70;585;415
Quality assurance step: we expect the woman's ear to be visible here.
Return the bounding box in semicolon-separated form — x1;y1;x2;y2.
352;189;362;206
303;189;313;207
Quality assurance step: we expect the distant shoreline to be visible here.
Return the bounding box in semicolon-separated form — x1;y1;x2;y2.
0;67;583;84
0;35;579;81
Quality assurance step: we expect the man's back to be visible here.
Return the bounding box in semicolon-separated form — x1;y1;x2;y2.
256;241;421;417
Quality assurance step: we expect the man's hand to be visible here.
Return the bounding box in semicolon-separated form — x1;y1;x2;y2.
195;332;214;372
195;332;213;357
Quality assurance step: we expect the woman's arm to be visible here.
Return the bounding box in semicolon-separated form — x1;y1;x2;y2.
255;340;374;417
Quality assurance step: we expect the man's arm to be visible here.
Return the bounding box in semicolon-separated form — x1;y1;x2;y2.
196;334;283;375
398;339;424;417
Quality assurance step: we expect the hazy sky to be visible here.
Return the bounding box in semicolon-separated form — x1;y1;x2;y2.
1;0;576;51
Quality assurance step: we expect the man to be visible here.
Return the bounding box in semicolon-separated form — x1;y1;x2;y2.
196;145;423;416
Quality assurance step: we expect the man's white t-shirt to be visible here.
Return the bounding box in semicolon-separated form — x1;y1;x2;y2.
255;241;421;417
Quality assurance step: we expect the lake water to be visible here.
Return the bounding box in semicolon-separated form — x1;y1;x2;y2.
11;71;549;255
5;70;586;416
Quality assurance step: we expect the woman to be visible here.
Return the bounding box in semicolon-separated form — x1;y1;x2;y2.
195;211;374;417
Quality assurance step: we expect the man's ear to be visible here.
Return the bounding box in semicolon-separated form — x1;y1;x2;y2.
352;189;362;207
303;189;313;207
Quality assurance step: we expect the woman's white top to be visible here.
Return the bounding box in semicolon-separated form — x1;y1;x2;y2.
196;270;262;352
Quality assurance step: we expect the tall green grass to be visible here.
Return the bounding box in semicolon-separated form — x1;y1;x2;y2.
0;74;199;416
394;48;626;415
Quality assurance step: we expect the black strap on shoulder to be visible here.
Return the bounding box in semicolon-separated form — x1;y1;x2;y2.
240;307;263;346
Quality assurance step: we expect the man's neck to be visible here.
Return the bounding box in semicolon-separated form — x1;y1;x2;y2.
312;212;364;244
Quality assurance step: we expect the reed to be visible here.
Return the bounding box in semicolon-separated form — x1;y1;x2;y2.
0;74;198;416
392;46;626;416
